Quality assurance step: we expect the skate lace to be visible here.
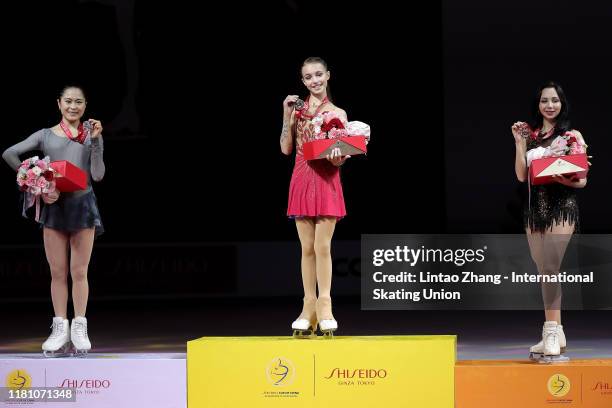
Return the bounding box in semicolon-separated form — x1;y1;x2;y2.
49;321;64;339
544;330;558;348
73;322;88;338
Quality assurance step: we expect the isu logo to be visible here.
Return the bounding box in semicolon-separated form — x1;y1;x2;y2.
265;357;295;387
5;369;32;390
547;374;571;397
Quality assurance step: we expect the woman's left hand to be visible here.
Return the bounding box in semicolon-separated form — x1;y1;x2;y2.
88;119;103;138
326;148;350;167
42;189;60;204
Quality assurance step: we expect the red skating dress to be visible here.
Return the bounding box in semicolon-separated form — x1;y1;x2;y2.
286;97;346;219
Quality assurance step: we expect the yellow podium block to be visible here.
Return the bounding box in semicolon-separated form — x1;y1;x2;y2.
188;335;456;408
456;359;612;408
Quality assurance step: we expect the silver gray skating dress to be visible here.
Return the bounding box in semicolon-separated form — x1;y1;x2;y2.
2;128;105;236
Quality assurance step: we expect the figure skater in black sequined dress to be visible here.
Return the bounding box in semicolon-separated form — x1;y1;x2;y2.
511;81;589;363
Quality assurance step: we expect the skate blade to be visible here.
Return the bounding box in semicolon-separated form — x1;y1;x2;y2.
71;349;90;358
320;329;336;339
43;343;71;358
537;354;570;364
529;352;543;362
292;329;317;339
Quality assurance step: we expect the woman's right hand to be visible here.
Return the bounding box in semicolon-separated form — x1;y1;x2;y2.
283;95;299;117
511;121;528;144
42;190;60;205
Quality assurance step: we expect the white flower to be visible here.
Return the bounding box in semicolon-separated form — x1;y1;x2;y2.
526;146;547;166
32;167;42;176
346;121;371;143
547;136;568;157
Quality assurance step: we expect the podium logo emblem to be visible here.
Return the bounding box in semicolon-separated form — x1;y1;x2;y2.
266;357;296;387
547;374;571;397
5;369;32;390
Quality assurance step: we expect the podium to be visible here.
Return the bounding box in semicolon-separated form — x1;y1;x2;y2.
456;359;612;407
0;353;185;408
188;335;456;407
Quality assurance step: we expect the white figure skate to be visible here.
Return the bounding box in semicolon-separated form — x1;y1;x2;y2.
42;317;71;358
70;316;91;356
529;321;569;363
292;298;317;339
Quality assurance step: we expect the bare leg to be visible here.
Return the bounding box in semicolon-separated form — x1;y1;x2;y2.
69;228;95;317
294;218;317;329
43;228;70;318
313;217;337;299
295;219;317;300
314;217;337;327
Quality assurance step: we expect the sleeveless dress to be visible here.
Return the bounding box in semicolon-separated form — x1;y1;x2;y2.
286;98;346;219
523;131;580;233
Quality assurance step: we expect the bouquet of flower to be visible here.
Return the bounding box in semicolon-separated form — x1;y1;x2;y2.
311;111;346;140
17;156;56;193
547;132;587;157
311;111;371;143
302;112;371;160
17;156;57;221
526;131;587;167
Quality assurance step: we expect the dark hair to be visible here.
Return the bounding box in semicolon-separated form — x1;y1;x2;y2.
529;81;570;136
301;57;332;102
58;84;87;101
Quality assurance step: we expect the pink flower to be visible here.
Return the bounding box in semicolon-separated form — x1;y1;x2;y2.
36;160;48;171
569;143;585;155
36;177;48;189
26;170;38;183
328;128;348;139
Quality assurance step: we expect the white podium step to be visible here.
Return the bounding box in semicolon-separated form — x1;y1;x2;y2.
1;353;185;408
